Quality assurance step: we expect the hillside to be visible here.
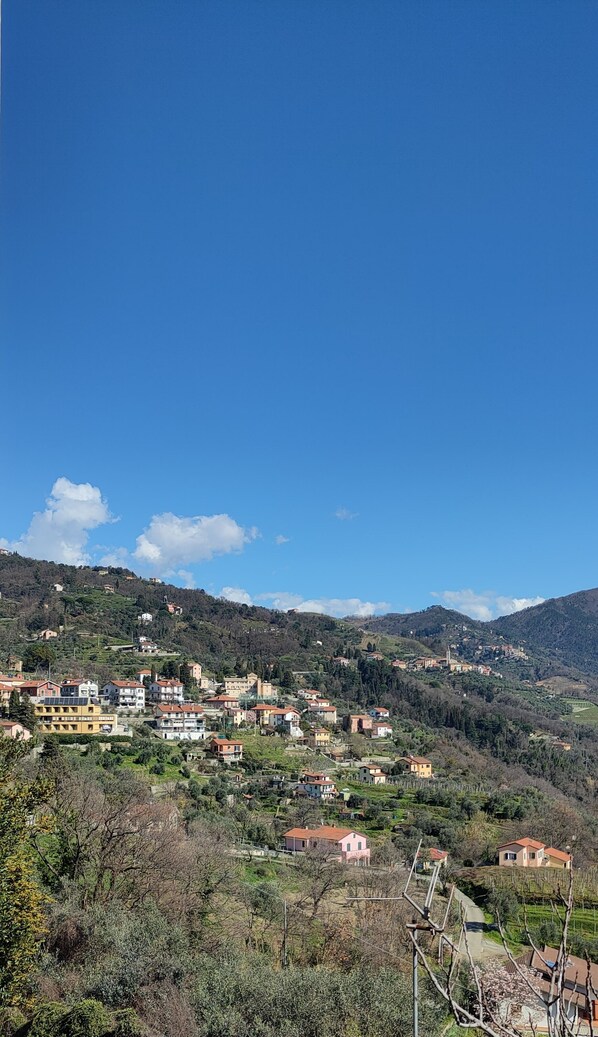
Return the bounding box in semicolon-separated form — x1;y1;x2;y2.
355;605;485;642
0;553;359;679
4;552;598;815
491;589;598;674
358;593;598;680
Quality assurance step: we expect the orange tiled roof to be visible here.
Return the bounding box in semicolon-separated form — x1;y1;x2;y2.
545;846;572;862
285;826;365;841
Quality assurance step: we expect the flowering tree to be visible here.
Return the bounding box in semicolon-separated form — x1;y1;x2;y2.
411;870;598;1037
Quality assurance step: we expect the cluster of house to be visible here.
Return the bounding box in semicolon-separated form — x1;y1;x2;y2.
0;675;118;737
344;707;393;739
391;647;499;678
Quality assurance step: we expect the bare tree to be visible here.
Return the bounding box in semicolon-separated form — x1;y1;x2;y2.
411;869;598;1037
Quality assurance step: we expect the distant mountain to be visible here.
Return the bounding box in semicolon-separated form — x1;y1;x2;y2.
5;551;598;680
491;589;598;674
356;605;484;642
360;590;598;677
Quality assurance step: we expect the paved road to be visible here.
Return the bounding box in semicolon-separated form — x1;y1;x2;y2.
453;887;507;961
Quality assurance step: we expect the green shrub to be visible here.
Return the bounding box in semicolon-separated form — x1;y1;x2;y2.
0;1007;27;1036
61;1000;111;1037
111;1010;144;1037
27;1003;67;1037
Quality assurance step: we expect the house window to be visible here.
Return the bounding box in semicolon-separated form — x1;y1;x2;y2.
88;725;93;730
504;852;516;861
358;842;362;850
346;843;351;851
529;852;535;859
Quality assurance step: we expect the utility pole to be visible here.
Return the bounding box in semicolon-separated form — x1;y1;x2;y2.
282;900;288;968
347;842;456;1037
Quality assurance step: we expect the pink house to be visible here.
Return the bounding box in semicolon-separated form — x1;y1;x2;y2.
284;826;370;864
0;720;32;741
498;837;572;870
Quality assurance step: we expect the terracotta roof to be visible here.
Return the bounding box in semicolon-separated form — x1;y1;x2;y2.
530;946;598;1009
497;837;545;850
155;704;204;714
212;738;242;747
108;680;144;688
285;826;365;841
429;848;448;861
20;680;57;689
300;778;336;786
403;755;431;765
545;846;572;862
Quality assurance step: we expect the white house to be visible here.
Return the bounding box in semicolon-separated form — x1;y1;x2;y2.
154;703;206;741
103;681;146;711
269;707;302;737
52;583;64;592
306;702;337;724
297;771;337;800
369;722;393;739
61;679;99;698
148;679;185;704
137;637;159;655
358;765;387;785
138;613;153;624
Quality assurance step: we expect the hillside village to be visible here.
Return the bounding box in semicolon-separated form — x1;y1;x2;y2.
3;555;598;1034
0;576;584;875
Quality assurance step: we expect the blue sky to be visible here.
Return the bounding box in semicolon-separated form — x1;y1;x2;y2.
2;1;597;621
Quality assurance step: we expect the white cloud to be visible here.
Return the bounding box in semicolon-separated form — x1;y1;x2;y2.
3;478;112;566
256;591;389;618
495;595;545;617
134;513;259;573
98;546;129;567
335;507;358;521
432;589;545;621
177;569;196;589
275;534;290;545
218;588;389;618
220;586;254;606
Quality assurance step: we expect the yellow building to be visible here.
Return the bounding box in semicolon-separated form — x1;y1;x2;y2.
307;727;331;749
35;699;117;735
399;754;433;778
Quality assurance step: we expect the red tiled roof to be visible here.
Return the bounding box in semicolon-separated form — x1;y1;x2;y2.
497;837;545;850
545;846;572;862
285;826;365;841
155;704;204;714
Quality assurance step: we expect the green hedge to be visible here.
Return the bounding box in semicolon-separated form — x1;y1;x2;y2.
48;734;132;745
